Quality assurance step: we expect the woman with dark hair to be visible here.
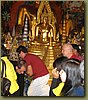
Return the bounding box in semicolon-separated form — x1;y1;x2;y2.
49;56;68;96
52;59;84;96
1;44;20;96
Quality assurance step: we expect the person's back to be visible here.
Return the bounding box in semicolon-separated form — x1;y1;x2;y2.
24;53;49;79
1;57;19;95
1;44;19;96
61;59;84;96
24;54;49;96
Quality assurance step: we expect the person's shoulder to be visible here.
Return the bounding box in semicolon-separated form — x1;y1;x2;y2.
28;53;37;57
1;56;8;61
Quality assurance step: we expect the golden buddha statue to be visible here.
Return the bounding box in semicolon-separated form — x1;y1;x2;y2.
35;16;54;44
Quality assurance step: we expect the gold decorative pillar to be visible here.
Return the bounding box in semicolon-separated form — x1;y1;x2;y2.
43;46;55;78
43;36;55;79
32;17;37;40
61;19;67;44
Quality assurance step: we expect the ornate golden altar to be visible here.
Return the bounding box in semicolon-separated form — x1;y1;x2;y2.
4;1;84;85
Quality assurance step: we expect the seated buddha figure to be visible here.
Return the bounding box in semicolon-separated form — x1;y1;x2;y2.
35;16;54;43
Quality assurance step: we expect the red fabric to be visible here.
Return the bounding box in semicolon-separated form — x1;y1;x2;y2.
24;54;49;79
70;54;83;61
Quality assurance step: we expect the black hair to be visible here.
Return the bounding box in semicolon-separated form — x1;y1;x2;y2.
53;56;68;71
71;44;80;53
18;60;27;69
16;45;28;54
1;38;5;45
1;44;7;57
62;59;81;87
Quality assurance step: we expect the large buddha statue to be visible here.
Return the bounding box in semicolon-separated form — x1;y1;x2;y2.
35;16;54;43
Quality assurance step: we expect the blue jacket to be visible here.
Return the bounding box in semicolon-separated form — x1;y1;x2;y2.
65;85;84;96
